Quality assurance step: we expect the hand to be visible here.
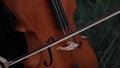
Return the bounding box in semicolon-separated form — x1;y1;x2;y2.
0;56;9;68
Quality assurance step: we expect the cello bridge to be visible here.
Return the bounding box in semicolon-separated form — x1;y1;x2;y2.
57;41;78;51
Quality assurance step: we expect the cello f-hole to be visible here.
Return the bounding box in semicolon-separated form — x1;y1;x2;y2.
43;37;54;66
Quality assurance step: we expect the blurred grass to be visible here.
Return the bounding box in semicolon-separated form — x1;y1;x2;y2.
74;0;120;68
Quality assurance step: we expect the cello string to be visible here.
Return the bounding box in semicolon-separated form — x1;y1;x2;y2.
55;0;78;65
56;0;78;43
55;0;70;29
55;0;80;65
50;0;76;65
49;0;71;43
51;0;77;45
49;0;67;35
52;0;74;36
8;9;120;66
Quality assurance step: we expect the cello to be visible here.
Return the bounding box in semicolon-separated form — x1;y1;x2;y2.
2;0;98;68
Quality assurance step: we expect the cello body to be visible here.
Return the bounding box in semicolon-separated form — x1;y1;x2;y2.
4;0;98;68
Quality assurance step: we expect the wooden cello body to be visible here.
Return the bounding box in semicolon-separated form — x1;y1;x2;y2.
4;0;98;68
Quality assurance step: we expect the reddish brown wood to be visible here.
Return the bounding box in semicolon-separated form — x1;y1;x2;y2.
4;0;98;68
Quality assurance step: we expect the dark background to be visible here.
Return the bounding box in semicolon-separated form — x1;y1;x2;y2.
75;0;120;68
